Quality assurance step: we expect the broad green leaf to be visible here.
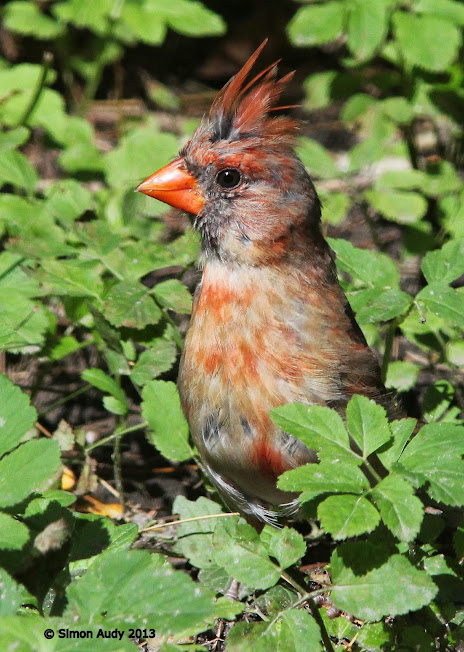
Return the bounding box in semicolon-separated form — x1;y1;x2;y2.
416;0;464;24
40;260;103;298
318;494;380;539
319;190;350;225
423;379;454;422
385;361;420;393
375;168;427;191
278;460;369;501
260;525;306;569
303;70;339;111
400;422;464;464
372;474;423;541
421;239;464;284
381;97;414;123
328;238;400;288
227;609;322;652
153;279;193;314
172;496;224;569
0;373;37;457
43;179;93;224
331;552;437;620
0;149;37;192
131;341;177;385
81;368;128;408
65;549;217;635
416;282;464;327
0;127;30;152
342;93;377;123
393;12;462;72
0;439;61;508
404;457;464;507
0;571;25;618
0;512;29;550
52;0;113;33
287;2;345;46
212;519;281;590
4;1;63;38
104;121;178;190
102;395;128;415
421;161;462;196
270;403;357;465
348;112;396;171
103;281;162;329
356;288;412;323
447;340;464;366
346;395;391;458
162;0;226;37
297;137;339;179
142;380;193;461
346;0;388;62
120;2;166;44
365;189;428;224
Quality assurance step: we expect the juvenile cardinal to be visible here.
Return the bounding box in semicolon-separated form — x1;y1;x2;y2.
137;41;397;527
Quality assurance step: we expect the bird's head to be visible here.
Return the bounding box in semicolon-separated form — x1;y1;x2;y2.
137;40;321;266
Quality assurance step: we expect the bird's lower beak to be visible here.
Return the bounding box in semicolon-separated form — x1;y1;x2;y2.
136;157;204;215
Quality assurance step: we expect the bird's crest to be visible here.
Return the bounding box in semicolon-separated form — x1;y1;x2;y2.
208;39;298;144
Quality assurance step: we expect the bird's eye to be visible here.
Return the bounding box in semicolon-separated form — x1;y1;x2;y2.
215;168;242;190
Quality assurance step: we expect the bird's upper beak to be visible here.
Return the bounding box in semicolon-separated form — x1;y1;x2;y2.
136;158;204;215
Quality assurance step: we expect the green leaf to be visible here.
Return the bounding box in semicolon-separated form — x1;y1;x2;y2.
102;395;128;415
421;239;464;284
172;496;224;569
103;281;162;329
346;395;391;458
318;494;380;539
356;288;412;323
162;0;226;37
0;512;29;550
104;121;178;190
40;260;103;298
287;2;345;46
65;549;217;635
0;439;61;508
319;190;350;225
153;278;193;314
43;179;93;224
381;97;414;123
0;570;24;617
416;0;464;24
81;368;128;408
296;137;339;179
416;282;464;327
0;127;30;152
131;341;177;385
270;403;357;465
385;361;420;392
212;519;281;590
400;422;464;464
0;149;37;192
4;1;63;38
423;379;454;422
328;238;400;288
278;460;369;501
0;373;37;457
227;609;322;652
372;474;423;541
260;525;306;569
346;0;388;62
393;12;462;72
365;189;428;224
331;551;438;620
142;380;193;461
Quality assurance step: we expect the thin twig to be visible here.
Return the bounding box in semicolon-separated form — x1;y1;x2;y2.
18;51;53;126
141;511;240;533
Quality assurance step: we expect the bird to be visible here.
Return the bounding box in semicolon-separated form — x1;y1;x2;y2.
137;41;398;529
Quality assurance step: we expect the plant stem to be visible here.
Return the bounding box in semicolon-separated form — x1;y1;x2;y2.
86;420;148;452
280;571;335;652
381;318;398;383
18;52;53;127
39;384;92;417
112;417;125;512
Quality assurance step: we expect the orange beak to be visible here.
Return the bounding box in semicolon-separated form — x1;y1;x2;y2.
136;158;204;215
